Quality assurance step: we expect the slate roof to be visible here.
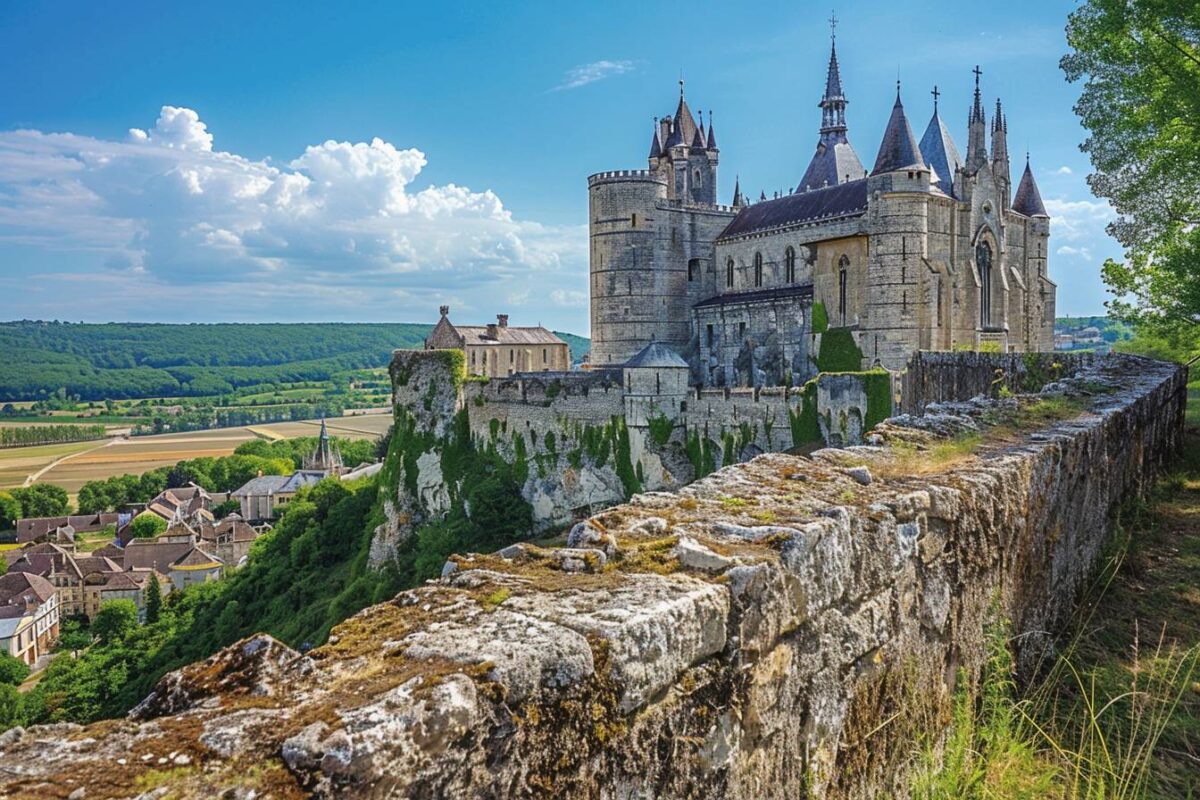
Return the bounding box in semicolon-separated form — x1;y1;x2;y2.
15;512;121;544
122;540;195;573
231;475;291;497
648;124;662;159
172;547;223;569
706;116;718;149
665;93;699;149
624;342;688;369
797;141;866;192
693;283;814;309
452;326;566;346
871;93;925;174
1012;160;1048;217
919;108;963;197
717;179;868;241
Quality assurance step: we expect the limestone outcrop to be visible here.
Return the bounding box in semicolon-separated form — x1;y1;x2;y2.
0;354;1186;799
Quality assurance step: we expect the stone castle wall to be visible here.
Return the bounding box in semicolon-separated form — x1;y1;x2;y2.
10;354;1186;798
900;350;1098;414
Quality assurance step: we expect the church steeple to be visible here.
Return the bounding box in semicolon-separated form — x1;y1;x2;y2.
797;15;865;192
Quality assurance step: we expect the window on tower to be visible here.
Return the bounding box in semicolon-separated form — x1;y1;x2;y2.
726;258;734;288
688;258;700;282
785;247;796;283
754;252;763;287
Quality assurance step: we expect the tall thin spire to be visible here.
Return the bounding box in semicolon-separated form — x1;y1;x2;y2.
970;65;985;125
798;16;865;192
706;110;718;149
648;117;662;159
732;174;743;207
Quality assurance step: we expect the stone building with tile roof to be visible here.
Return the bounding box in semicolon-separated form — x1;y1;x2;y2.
0;572;59;665
588;27;1055;384
426;308;571;378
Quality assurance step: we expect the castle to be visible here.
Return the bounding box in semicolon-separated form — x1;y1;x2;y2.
588;34;1056;384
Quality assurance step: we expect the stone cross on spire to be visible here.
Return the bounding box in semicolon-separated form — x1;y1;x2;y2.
931;84;940;111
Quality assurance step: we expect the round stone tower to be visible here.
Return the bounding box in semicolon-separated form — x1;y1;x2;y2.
587;169;675;367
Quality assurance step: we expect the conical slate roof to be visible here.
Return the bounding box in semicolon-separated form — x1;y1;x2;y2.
666;90;699;149
648;122;662;159
871;92;925;175
824;42;845;101
706;113;718;149
1012;159;1048;217
625;342;688;368
691;123;706;150
919;107;962;196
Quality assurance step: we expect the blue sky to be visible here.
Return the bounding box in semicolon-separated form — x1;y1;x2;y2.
0;0;1114;335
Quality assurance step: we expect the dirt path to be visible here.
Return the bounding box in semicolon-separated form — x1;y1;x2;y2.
22;438;116;487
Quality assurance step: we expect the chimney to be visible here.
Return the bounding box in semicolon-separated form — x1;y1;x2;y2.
486;323;499;339
497;314;509;328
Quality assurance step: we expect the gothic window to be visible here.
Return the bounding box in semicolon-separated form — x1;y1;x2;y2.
977;240;993;325
706;324;714;349
542;348;547;364
785;247;796;283
688;258;700;282
838;255;849;325
694;169;702;186
726;258;734;288
754;252;763;287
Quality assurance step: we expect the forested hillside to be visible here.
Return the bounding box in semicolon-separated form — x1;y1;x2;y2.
0;321;590;401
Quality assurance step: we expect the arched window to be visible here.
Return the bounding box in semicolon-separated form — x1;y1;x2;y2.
694;169;702;187
726;258;734;288
754;252;763;288
688;258;700;282
977;240;993;325
838;255;849;325
785;247;796;283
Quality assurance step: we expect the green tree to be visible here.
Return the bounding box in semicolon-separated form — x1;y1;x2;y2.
11;483;69;517
0;684;23;728
145;574;163;624
1062;0;1200;335
129;513;167;540
91;600;138;645
0;491;20;531
0;653;30;685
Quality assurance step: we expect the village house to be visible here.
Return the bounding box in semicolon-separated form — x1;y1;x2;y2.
0;572;59;666
4;542;170;622
230;419;346;521
10;512;125;545
122;537;223;592
425;307;571;378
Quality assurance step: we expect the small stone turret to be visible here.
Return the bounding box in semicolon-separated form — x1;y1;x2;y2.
992;98;1010;207
965;66;988;172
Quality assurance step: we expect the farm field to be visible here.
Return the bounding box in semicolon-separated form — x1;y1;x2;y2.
0;412;393;495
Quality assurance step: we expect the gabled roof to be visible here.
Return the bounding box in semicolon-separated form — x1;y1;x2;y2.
122;539;195;573
1012;160;1048;217
232;475;292;497
871;92;925;175
718;178;869;241
918;107;963;197
171;547;223;570
625;342;688;369
0;572;55;606
451;326;566;346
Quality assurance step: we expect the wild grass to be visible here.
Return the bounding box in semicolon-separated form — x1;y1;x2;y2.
912;429;1200;799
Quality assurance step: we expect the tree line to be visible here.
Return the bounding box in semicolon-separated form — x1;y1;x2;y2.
0;424;108;448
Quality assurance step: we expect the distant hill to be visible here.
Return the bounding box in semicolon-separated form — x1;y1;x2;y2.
1054;315;1134;342
0;321;590;402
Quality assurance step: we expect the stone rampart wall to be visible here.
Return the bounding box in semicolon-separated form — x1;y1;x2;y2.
8;355;1185;798
900;350;1098;414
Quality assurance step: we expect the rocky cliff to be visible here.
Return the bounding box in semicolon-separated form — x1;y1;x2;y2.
0;354;1186;799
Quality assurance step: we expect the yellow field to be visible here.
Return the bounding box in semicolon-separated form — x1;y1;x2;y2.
0;413;392;494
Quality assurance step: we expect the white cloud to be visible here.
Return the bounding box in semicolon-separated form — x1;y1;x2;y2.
554;60;635;91
0;106;589;327
1053;165;1072;175
1042;197;1115;243
1056;245;1092;259
550;289;587;307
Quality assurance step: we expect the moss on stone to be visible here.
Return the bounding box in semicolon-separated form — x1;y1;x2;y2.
812;301;829;334
816;328;865;372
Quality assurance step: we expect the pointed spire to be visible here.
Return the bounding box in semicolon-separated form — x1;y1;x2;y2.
871;90;925;175
798;19;865;192
691;118;706;149
706;110;717;149
1012;157;1048;217
648;117;662;159
759;189;767;202
732;174;743;207
919;90;963;197
970;65;985;125
667;79;699;150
